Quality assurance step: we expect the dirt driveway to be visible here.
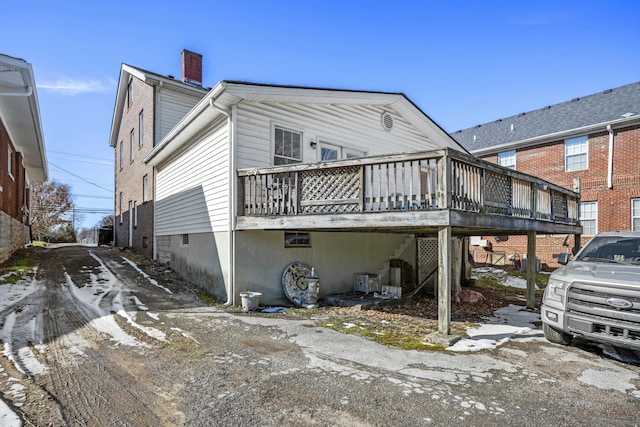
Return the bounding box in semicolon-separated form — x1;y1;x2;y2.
1;245;639;426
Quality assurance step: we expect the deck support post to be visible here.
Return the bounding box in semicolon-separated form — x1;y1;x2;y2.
438;225;452;335
526;231;536;309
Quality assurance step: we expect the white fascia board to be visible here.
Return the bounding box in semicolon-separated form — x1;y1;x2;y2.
471;116;640;156
0;55;47;180
108;66;129;147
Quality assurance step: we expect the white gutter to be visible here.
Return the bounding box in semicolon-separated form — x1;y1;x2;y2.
209;98;235;306
0;86;33;97
607;124;614;189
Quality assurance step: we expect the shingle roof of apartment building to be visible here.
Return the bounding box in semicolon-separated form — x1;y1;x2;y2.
451;81;640;154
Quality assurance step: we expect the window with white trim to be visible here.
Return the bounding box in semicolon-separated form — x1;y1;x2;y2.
130;129;135;161
7;147;14;178
498;150;516;170
181;234;189;247
133;201;138;228
119;192;123;224
142;175;149;202
632;198;640;231
127;79;133;108
138;110;144;147
580;201;597;236
119;141;124;169
274;126;302;165
565;135;588;172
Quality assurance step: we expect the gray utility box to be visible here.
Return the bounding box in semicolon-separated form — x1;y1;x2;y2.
354;273;381;294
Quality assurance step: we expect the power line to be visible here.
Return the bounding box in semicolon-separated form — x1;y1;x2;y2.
48;162;113;193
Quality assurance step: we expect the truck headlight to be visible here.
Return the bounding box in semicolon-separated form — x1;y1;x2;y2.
544;278;569;303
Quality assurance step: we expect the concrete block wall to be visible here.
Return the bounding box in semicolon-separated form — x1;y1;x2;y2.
0;211;29;263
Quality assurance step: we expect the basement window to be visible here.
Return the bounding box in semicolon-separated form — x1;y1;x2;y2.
181;234;189;247
285;231;311;248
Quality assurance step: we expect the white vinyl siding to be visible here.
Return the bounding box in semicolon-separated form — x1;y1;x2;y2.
156;89;204;144
235;102;433;170
155;119;229;235
580;201;597;236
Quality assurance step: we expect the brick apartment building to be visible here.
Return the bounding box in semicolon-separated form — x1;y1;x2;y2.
109;50;208;257
452;81;640;270
0;54;47;263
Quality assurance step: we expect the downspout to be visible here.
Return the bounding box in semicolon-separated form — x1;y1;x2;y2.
209;99;235;306
607;124;614;189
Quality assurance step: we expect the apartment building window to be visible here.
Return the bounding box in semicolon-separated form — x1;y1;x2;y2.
580;201;597;235
7;147;14;178
119;192;123;224
142;175;149;202
133;201;138;228
139;110;144;147
274;126;302;165
565;135;588;172
130;129;135;161
119;141;124;169
126;79;133;108
632;198;640;231
498;150;516;170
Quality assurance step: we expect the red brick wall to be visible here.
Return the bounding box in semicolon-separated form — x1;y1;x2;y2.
476;124;640;269
0;119;27;223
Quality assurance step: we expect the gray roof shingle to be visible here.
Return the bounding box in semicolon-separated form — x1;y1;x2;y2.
451;81;640;152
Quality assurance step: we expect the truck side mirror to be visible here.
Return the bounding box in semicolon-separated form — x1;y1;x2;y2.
557;253;570;265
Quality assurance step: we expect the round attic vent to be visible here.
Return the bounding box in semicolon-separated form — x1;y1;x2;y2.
381;112;394;131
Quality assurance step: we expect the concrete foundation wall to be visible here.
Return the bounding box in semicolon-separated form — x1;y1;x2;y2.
155;232;229;302
0;211;30;263
234;231;414;306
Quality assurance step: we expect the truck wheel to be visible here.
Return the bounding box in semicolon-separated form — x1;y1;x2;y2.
543;323;572;346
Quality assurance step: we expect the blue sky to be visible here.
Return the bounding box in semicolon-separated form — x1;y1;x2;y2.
5;0;640;230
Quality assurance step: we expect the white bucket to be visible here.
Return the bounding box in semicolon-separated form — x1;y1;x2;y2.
240;291;262;312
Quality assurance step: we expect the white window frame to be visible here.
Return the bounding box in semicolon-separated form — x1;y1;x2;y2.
138;110;144;147
119;192;123;224
580;201;597;236
127;79;133;108
317;139;366;161
7;146;14;179
133;201;138;228
273;125;302;165
181;234;189;247
119;141;124;169
632;198;640;231
565;135;588;172
130;129;135;161
142;175;149;202
498;150;516;170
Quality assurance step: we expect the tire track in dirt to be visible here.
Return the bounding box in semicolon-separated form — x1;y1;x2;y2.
36;246;172;426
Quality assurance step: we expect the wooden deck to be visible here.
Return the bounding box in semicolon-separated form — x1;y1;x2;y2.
237;148;582;236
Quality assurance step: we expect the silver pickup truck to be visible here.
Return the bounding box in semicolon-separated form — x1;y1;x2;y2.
541;231;640;350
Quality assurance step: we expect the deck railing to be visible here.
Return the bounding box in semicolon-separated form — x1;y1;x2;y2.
237;149;580;225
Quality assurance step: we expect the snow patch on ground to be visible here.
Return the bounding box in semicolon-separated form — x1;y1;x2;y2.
121;257;173;294
447;305;543;352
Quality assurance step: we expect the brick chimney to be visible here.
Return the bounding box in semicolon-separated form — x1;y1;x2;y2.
181;49;202;87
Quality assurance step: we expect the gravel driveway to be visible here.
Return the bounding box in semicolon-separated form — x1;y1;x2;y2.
1;245;639;426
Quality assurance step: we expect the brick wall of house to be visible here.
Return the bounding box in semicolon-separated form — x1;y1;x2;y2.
113;76;155;258
0;119;31;262
475;124;640;269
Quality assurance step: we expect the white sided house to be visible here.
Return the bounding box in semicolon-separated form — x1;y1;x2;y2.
144;81;581;334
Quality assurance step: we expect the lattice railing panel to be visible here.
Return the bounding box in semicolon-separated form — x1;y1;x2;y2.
484;170;512;215
418;238;438;284
553;190;568;222
299;166;361;214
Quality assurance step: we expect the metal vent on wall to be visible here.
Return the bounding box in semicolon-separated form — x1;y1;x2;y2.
381;112;394;131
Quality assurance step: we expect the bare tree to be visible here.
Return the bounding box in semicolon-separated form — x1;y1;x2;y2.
97;214;114;228
30;180;75;242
